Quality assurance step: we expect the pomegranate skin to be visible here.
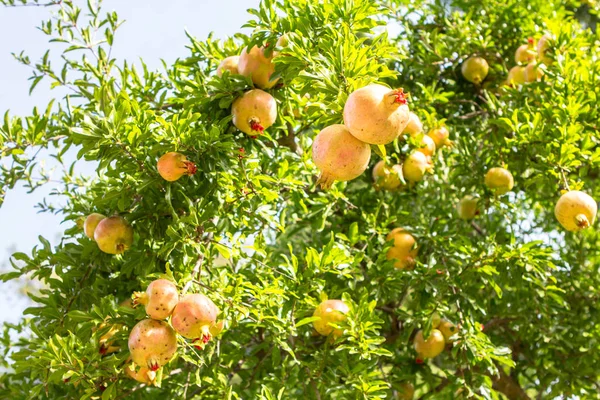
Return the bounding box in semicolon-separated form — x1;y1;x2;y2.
402;112;423;137
343;84;410;145
311;124;371;189
537;34;553;65
386;228;418;270
128;319;177;371
313;299;349;339
126;363;157;386
506;66;526;86
484;167;514;196
457;195;479;220
171;294;219;343
84;213;105;239
524;62;543;83
461;56;489;84
554;190;597;232
427;126;451;148
231;89;277;136
438;319;457;342
402;152;431;183
372;161;403;191
94;216;134;255
515;42;536;64
216;55;240;77
133;279;179;320
157;152;197;182
238;45;278;89
414;329;445;359
417;135;436;158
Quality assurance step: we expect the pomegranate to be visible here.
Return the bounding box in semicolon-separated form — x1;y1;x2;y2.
94;216;134;255
396;382;415;400
128;319;177;371
231;89;277;136
84;213;106;239
402;152;431;183
524;62;543;82
313;299;349;339
157;152;197;182
438;319;457;343
386;228;418;270
125;363;157;386
431;313;441;329
461;56;489;84
372;160;403;190
133;279;179;320
216;55;240;77
457;195;479;220
402;112;423;137
209;320;225;337
343;84;410;145
537;34;553;65
311;124;371;189
484;167;514;196
417;134;436;158
506;66;526;86
515;38;537;64
427;126;452;148
171;294;219;346
238;45;278;89
413;329;445;359
554;190;597;231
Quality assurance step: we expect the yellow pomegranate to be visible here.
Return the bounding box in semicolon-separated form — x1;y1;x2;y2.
524;62;543;83
372;161;403;190
157;152;197;182
313;299;349;339
84;213;106;239
125;362;157;386
438;319;457;342
484;167;514;196
413;329;445;359
238;45;278;89
456;195;479;220
216;55;240;77
402;152;431;183
554;190;597;232
515;38;537;64
402;112;423;137
461;56;489;84
427;126;451;148
343;84;410;145
396;382;415;400
537;34;553;65
417;134;436;158
312;124;371;189
231;89;277;136
94;216;134;254
386;228;418;270
506;66;526;86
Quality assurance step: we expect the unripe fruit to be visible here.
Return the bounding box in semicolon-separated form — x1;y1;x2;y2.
216;55;240;77
386;228;418;270
171;294;219;346
515;39;536;64
438;319;457;342
506;66;526;86
484;167;514;196
537;34;553;65
312;124;371;189
524;62;543;82
343;84;410;145
94;216;134;255
457;195;479;220
554;190;597;232
417;135;436;158
402;152;431;183
413;329;445;359
231;89;277;136
157;152;197;182
128;319;177;371
313;299;349;339
461;56;489;84
84;213;106;239
133;279;179;320
402;112;423;137
372;161;403;191
427;126;451;148
396;382;415;400
238;45;278;89
125;363;157;386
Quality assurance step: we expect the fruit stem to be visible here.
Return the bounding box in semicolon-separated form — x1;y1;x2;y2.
387;89;408;106
132;291;148;307
249;118;265;134
575;214;590;229
183;161;197;176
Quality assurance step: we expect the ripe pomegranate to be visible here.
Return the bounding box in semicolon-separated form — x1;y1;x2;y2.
427;126;451;148
417;135;436;158
457;195;479;220
524;62;543;82
313;299;349;339
402;112;423;137
484;167;514;196
537;34;553;65
84;213;106;239
554;190;597;232
311;124;371;189
216;55;240;77
133;279;179;320
402;152;431;183
343;84;410;145
238;45;278;89
157;152;197;182
231;89;277;136
171;294;219;346
125;362;157;386
372;160;403;190
386;228;418;270
506;66;526;86
515;39;537;64
461;56;489;84
94;216;134;255
413;329;445;359
396;382;415;400
438;319;457;343
128;319;177;371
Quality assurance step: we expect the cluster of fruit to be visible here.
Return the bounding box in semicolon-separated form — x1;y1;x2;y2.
413;315;457;363
505;35;551;86
83;213;133;254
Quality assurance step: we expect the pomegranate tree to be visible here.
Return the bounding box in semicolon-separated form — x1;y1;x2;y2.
216;55;240;77
133;279;179;320
372;160;403;191
343;84;410;145
128;319;178;371
312;299;349;339
171;293;220;347
461;56;489;84
157;152;197;182
413;329;445;360
386;228;418;270
554;190;597;231
94;216;134;255
84;213;105;239
484;167;514;196
231;89;277;136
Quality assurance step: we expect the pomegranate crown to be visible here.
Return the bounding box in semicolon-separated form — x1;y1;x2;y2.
184;161;197;176
391;89;408;105
249;119;265;134
527;37;534;45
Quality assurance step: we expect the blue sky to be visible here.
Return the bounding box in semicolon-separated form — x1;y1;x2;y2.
0;0;258;323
